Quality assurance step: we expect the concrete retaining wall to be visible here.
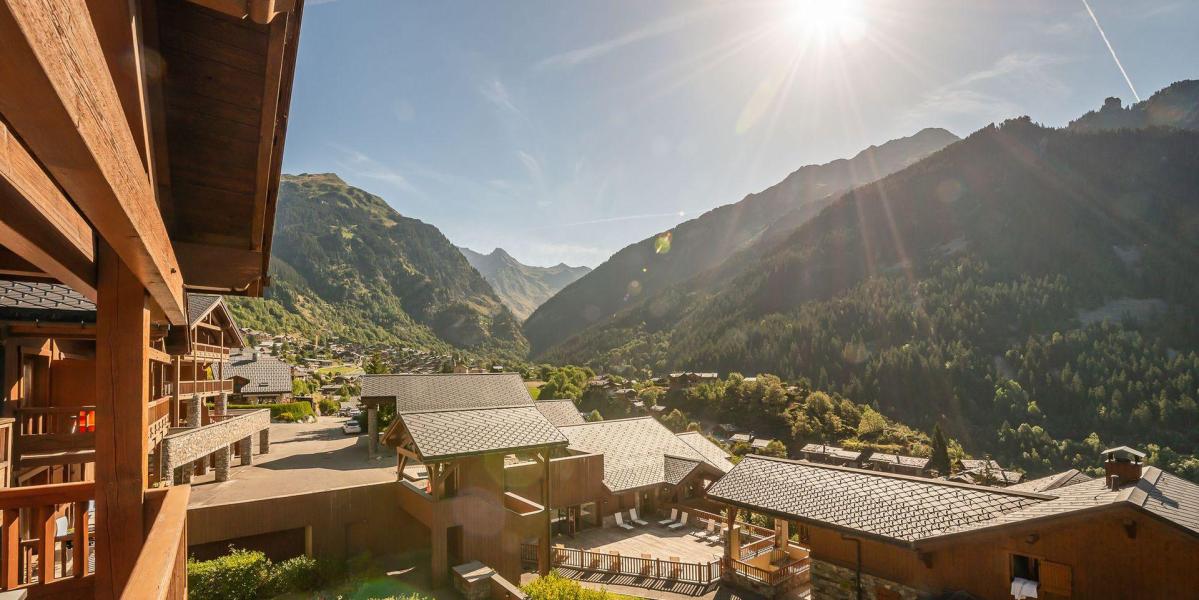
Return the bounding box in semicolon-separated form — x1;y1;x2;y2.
810;558;920;600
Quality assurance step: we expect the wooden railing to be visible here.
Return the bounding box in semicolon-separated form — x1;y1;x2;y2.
504;492;543;516
682;506;774;539
121;486;189;600
191;343;229;359
522;543;722;586
14;407;96;461
177;379;233;397
0;481;95;596
0;418;12;488
723;555;811;590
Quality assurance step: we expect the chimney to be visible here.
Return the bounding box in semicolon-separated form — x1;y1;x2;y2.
1103;446;1146;490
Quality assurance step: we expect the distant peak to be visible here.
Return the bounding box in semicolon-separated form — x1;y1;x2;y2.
283;172;346;185
489;247;514;260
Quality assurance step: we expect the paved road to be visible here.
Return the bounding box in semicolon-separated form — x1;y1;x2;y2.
187;416;396;507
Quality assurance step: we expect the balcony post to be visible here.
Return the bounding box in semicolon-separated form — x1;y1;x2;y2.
185;393;201;428
215;392;228;417
367;405;378;458
94;242;150;599
726;505;741;561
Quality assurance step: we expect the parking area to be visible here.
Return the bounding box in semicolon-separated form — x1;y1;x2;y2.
187;415;396;507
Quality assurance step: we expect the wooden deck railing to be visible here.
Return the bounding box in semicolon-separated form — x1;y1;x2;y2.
682;506;775;539
521;543;722;586
191;343;229;359
177;379;233;397
0;418;12;487
121;486;189;600
14;407;96;462
723;555;811;589
0;481;95;596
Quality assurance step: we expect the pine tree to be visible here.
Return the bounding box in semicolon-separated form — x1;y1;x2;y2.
929;423;951;476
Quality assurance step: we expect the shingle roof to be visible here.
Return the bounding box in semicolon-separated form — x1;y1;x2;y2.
534;399;586;427
0;280;95;322
187;293;223;327
867;453;930;469
707;455;1045;544
362;373;533;413
1007;469;1093;493
750;438;775;449
949;467;1024;485
557;417;731;493
959;458;1003;471
401;406;567;460
663;456;701;486
227;350;293;394
801;444;865;462
676;432;734;472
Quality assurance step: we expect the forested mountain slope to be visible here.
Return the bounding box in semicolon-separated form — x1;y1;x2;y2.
522;127;959;355
546;99;1199;478
459;247;590;320
227;174;526;356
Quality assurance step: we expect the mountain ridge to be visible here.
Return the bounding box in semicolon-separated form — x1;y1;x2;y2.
523;126;961;355
458;246;591;320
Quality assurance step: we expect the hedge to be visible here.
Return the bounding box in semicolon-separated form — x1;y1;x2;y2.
188;549;324;600
229;401;313;422
522;573;636;600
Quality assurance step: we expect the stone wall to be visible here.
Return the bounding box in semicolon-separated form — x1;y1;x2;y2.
161;408;270;470
810;559;921;600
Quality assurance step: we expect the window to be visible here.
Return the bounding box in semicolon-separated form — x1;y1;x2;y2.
1011;553;1039;581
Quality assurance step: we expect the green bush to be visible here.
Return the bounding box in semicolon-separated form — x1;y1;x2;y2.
263;555;318;596
187;548;270;600
522;573;631;600
318;396;341;415
230;401;314;422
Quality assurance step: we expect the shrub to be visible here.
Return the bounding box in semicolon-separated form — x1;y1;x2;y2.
187;548;270;600
263;555;318;596
522;573;625;600
318;396;341;415
230;401;314;422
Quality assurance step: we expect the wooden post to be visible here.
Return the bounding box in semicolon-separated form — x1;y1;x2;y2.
726;505;740;561
170;357;180;427
539;451;550;576
94;242;150;599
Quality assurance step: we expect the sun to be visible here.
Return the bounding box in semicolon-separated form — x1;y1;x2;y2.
782;0;867;43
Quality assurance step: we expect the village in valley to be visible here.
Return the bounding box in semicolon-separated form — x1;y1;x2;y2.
2;2;1199;600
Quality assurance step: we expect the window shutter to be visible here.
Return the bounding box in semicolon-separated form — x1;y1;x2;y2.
1040;560;1072;596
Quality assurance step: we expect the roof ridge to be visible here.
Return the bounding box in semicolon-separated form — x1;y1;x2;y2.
741;454;1056;500
556;415;653;428
402;404;536;416
363;372;519;378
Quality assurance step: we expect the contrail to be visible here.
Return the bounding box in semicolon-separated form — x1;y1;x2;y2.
1081;0;1140;102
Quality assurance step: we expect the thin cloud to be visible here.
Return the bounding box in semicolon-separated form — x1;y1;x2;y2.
329;143;424;198
525;212;685;232
535;8;715;71
479;78;521;115
903;52;1071;127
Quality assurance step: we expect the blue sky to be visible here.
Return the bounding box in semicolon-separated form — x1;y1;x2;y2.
281;0;1199;267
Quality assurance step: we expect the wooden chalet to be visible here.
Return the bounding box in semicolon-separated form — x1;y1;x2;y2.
706;451;1199;599
0;0;303;596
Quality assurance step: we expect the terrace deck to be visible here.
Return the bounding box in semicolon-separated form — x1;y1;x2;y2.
558;522;725;564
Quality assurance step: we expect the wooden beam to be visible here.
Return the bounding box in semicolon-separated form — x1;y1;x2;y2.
0;118;97;298
250;17;288;252
93;242;150;600
0;1;186;325
174;241;263;294
186;0;296;24
0;247;45;278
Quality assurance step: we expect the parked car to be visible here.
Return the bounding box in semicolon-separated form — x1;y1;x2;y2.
342;420;362;435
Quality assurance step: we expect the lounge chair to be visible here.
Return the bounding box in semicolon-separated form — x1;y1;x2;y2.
658;508;678;526
668;511;689;530
696;518;718;540
614;512;634;531
629;508;648;526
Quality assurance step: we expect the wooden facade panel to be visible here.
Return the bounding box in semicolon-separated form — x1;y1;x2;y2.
158;2;270;55
164;50;267;108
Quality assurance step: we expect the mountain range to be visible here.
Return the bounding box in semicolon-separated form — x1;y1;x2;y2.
226;173;527;356
521;127;961;355
539;80;1199;478
458;247;590;321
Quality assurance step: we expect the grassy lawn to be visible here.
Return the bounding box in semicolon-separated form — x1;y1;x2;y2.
316;364;365;377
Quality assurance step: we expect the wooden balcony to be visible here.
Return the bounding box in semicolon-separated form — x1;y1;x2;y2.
190;343;230;361
14;407;96;471
176;379;233;398
0;418;12;488
148;397;171;447
0;481;189;599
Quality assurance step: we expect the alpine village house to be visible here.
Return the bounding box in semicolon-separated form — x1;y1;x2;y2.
0;0;303;597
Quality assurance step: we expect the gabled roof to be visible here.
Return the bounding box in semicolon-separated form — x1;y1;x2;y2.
949;467;1024;485
362;372;533;413
187;294;223;327
0;280;95;322
1007;469;1094;493
663;456;701;486
400;406;568;461
867;452;930;469
676;432;735;472
706;455;1046;545
535;399;586;427
557;417;732;493
227;350;293;394
801;443;865;462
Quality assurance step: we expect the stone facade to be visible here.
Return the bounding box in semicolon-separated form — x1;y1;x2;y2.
810;559;921;600
160;408;270;481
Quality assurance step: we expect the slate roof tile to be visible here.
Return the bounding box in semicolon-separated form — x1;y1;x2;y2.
558;417;731;493
535;399;586;427
402;406;567;460
676;432;735;472
227;350;293;394
363;373;533;413
0;279;95;321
